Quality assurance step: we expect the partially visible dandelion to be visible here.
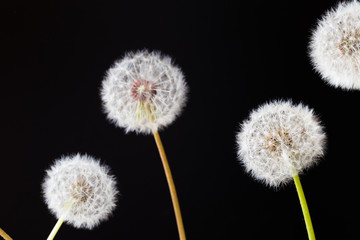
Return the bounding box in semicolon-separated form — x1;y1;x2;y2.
236;100;326;240
43;154;118;239
309;0;360;90
101;50;188;240
101;50;188;134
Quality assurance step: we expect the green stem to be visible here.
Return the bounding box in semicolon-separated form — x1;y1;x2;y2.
293;174;316;240
47;217;64;240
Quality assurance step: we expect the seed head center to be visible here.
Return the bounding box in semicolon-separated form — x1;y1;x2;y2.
131;80;157;102
339;29;360;55
137;85;146;93
265;130;293;155
71;177;93;203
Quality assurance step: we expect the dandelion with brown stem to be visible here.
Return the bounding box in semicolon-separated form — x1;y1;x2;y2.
101;50;188;240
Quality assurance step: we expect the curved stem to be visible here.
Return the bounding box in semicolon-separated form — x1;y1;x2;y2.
293;174;316;240
47;217;64;240
0;227;12;240
152;130;186;240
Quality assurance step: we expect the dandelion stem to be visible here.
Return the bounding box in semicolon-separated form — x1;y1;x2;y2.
293;174;316;240
152;130;186;240
0;227;12;240
47;217;64;240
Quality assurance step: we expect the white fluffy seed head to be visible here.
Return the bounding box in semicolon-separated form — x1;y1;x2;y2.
236;100;326;188
309;0;360;90
42;154;118;229
101;50;188;134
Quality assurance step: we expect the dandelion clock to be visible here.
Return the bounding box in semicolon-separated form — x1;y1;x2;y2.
310;0;360;90
101;50;187;134
101;50;188;239
42;154;118;240
236;100;326;240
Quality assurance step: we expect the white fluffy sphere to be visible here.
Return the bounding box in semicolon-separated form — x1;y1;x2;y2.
101;50;188;134
236;100;326;188
309;0;360;90
42;154;118;229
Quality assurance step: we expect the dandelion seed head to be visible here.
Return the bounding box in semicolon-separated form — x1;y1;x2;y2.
101;50;188;134
42;154;118;229
236;100;326;188
309;0;360;90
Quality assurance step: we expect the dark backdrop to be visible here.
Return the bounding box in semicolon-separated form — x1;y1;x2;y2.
1;0;358;239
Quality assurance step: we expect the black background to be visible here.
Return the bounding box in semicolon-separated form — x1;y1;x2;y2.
1;0;358;239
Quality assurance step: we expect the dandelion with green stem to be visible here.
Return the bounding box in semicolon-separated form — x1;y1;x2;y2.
236;100;326;240
101;50;188;240
42;154;118;240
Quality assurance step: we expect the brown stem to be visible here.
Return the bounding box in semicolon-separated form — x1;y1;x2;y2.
0;227;13;240
152;130;186;240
